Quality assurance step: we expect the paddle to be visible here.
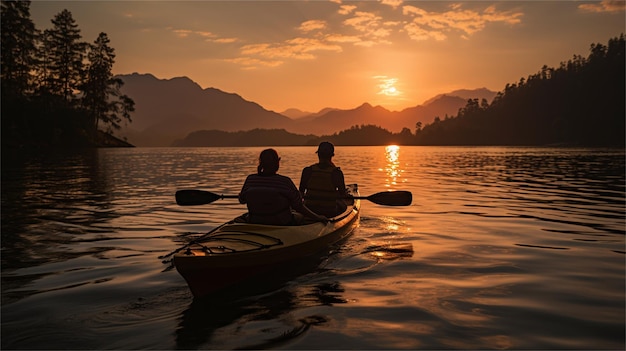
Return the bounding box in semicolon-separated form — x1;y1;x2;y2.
175;189;412;206
175;190;238;206
360;191;412;206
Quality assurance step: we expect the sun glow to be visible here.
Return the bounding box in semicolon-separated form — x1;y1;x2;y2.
374;76;402;97
384;86;398;95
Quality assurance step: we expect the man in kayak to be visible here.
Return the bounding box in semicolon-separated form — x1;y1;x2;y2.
239;148;327;225
299;141;348;217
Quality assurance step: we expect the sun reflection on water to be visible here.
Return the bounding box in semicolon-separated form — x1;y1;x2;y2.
381;145;405;188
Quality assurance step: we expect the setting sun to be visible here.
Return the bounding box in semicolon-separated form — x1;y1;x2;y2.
384;86;398;96
375;76;402;97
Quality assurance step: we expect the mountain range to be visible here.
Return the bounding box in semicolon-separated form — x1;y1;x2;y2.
116;73;496;146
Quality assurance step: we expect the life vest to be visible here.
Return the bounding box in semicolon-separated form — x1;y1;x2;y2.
304;164;339;214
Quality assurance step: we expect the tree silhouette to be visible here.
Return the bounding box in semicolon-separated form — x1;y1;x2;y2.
1;2;134;148
43;9;86;105
1;0;37;100
1;0;38;141
82;32;134;133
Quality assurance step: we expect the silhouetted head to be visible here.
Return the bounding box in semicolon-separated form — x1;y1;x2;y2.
258;148;280;175
316;141;334;157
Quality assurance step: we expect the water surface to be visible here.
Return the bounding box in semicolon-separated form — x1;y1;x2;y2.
2;146;624;349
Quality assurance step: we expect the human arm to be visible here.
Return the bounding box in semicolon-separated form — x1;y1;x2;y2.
333;168;348;197
299;166;312;195
297;202;328;223
238;175;251;204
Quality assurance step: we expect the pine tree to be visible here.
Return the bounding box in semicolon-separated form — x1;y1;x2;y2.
1;0;39;143
42;9;86;105
82;32;134;133
1;0;38;100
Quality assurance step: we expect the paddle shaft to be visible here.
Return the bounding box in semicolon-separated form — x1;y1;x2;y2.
191;194;381;201
176;189;412;206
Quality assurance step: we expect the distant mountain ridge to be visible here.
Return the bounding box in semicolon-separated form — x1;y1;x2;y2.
117;73;294;146
421;88;496;105
280;107;340;120
116;73;495;146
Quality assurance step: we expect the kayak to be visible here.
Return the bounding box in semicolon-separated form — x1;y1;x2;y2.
173;184;361;298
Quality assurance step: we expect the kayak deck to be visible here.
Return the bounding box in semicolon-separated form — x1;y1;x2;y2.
179;231;284;255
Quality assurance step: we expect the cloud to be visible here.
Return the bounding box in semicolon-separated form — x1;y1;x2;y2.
578;0;626;13
325;34;362;43
195;31;215;38
213;37;238;44
343;11;395;40
225;57;283;70
381;0;403;10
173;29;193;38
344;11;382;33
404;23;446;41
229;1;524;69
169;27;238;43
402;3;523;40
299;20;327;32
240;37;342;62
338;5;357;15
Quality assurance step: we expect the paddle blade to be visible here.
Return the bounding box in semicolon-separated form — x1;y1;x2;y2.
366;191;412;206
176;190;223;206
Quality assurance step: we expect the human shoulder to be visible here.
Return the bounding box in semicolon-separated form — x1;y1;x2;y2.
243;173;256;182
301;165;314;176
274;173;297;184
314;162;337;170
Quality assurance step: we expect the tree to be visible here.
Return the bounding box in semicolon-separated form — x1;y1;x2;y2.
415;121;422;134
42;9;86;105
82;32;134;133
1;0;38;100
1;0;39;143
34;29;55;97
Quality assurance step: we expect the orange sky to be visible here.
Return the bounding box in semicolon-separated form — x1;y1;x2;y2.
30;1;625;113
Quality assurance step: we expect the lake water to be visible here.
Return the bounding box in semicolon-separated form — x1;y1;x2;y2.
1;146;624;350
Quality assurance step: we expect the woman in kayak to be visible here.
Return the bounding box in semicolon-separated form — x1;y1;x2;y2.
239;148;327;225
299;141;348;217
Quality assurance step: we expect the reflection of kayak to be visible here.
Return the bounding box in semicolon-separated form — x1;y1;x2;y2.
173;184;361;298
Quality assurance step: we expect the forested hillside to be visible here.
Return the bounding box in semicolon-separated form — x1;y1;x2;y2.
1;1;134;149
414;34;625;146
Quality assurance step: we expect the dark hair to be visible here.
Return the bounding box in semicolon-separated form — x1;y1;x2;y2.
257;148;280;175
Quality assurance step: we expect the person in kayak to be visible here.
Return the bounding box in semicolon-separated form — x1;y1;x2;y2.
299;141;348;217
239;148;327;225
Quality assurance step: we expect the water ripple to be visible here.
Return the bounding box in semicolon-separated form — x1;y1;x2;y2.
2;146;624;350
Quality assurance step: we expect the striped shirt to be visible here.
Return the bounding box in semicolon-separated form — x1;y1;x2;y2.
239;173;305;224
